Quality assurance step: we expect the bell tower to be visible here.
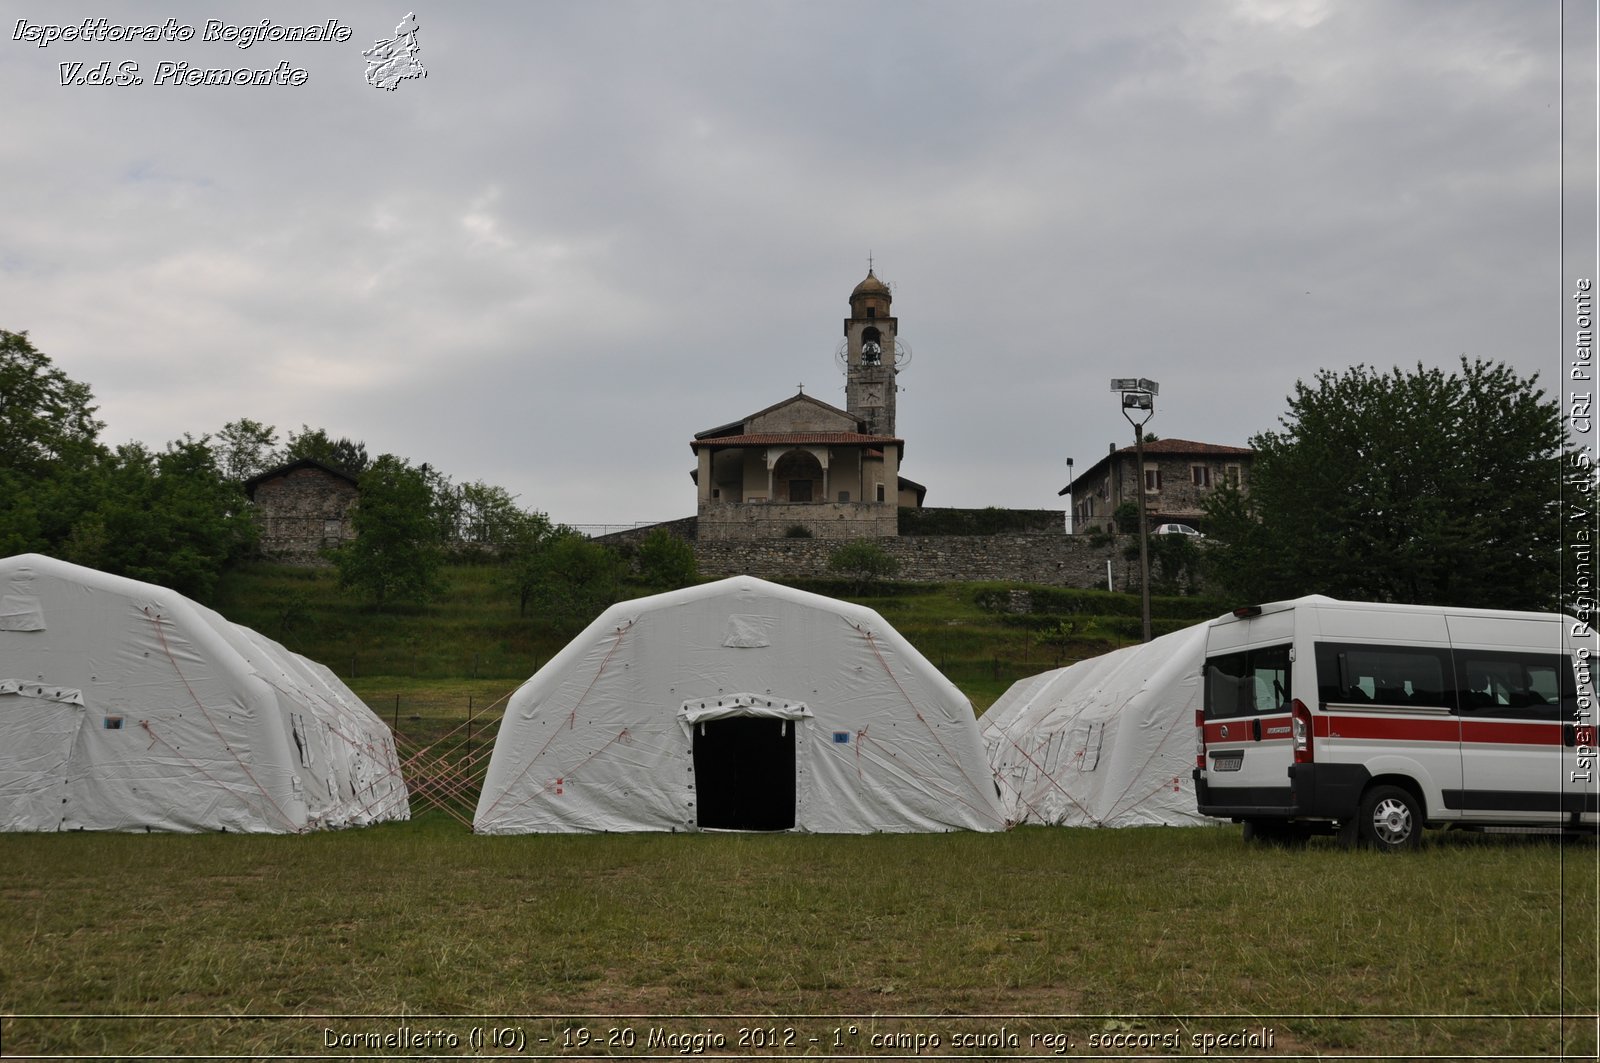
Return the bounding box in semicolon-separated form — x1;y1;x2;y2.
841;267;900;437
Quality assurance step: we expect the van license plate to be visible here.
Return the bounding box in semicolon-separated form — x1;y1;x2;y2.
1211;751;1243;772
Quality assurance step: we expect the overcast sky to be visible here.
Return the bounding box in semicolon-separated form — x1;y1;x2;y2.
4;1;1595;530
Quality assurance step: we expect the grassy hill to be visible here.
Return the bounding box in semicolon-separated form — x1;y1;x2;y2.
210;561;1230;712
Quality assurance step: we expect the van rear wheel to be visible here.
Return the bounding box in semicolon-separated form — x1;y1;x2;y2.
1359;785;1422;851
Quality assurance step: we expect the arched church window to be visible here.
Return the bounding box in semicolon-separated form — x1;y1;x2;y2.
773;450;824;504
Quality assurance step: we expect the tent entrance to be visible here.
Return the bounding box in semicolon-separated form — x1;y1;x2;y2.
692;716;796;831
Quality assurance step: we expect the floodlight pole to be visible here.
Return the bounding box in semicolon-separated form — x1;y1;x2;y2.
1111;379;1158;642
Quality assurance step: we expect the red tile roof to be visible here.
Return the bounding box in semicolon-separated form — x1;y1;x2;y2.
1116;438;1254;456
691;432;902;450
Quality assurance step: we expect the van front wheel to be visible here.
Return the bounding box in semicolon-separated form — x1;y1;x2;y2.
1359;785;1422;851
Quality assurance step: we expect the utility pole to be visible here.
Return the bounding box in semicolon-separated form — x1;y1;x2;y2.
1111;378;1159;642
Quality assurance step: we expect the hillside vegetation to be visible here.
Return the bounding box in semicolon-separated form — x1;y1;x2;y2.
210;562;1231;712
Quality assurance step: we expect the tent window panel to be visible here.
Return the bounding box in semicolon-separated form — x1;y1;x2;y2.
1039;731;1069;778
290;713;312;767
1067;722;1103;772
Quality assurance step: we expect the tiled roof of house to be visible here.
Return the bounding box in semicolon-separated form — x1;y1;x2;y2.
1062;438;1254;496
1116;438;1254;456
242;457;360;498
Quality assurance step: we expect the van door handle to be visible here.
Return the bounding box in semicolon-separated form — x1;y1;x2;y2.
1251;718;1262;742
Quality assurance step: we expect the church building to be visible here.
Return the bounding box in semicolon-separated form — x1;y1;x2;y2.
691;270;925;541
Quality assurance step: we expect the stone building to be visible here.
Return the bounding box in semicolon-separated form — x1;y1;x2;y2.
1065;438;1254;536
244;458;359;563
690;269;925;540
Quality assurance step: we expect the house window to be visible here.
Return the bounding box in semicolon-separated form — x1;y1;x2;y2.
323;518;342;539
1224;464;1243;487
1191;465;1212;488
876;483;886;503
866;307;876;318
1144;468;1161;492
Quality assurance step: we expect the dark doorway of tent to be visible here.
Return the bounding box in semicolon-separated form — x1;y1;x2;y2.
692;716;796;830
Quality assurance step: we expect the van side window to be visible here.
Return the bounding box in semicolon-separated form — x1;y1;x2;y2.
1455;651;1572;723
1313;643;1454;710
1204;645;1292;719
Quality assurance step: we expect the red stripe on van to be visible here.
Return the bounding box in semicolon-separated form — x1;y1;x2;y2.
1205;714;1561;747
1320;715;1561;747
1459;719;1563;747
1319;715;1460;743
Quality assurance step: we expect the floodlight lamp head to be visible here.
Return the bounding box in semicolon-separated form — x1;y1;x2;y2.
1122;392;1153;410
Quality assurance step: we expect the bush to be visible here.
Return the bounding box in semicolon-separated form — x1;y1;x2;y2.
827;540;900;593
634;528;698;591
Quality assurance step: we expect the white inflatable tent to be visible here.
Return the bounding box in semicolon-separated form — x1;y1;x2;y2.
982;622;1217;828
0;553;409;832
475;576;1006;834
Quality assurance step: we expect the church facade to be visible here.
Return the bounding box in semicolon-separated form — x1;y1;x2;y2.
691;270;923;541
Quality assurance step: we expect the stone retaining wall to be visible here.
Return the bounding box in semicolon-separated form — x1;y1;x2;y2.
693;533;1130;590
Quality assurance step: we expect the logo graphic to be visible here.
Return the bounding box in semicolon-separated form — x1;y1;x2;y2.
363;12;425;90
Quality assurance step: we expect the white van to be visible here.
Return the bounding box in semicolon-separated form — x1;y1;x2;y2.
1194;595;1597;849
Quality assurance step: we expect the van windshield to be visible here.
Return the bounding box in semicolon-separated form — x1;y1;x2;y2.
1205;645;1292;719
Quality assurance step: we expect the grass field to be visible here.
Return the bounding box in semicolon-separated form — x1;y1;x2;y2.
3;564;1597;1059
1;821;1594;1058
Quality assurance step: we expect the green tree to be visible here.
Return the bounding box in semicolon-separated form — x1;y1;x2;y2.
282;425;369;477
211;418;279;485
501;510;562;616
331;454;445;608
524;532;624;629
0;330;104;477
1203;359;1566;609
1125;532;1202;597
451;481;530;547
0;330;108;554
633;527;698;592
1033;617;1085;667
828;539;900;594
62;438;255;600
